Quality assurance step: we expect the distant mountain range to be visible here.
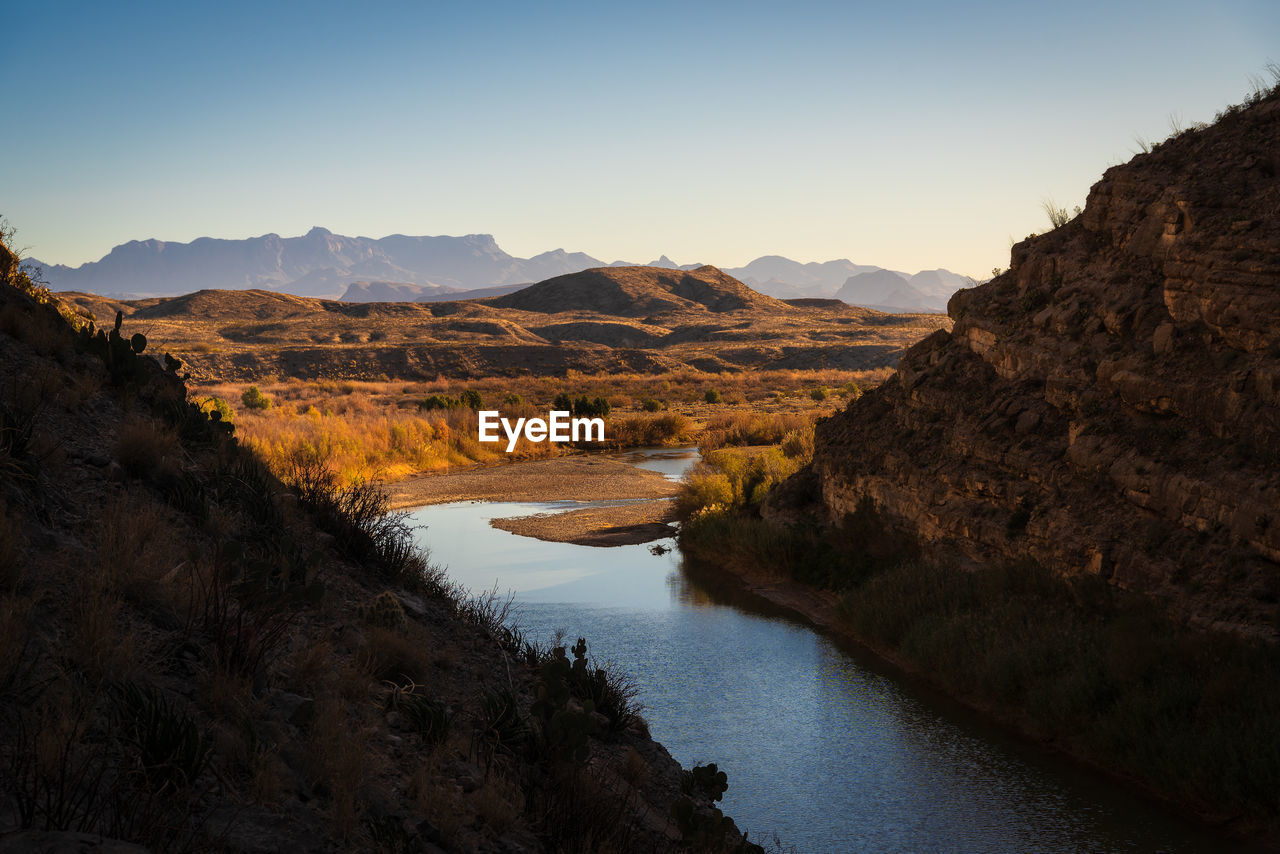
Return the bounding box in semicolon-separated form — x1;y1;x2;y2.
28;228;974;313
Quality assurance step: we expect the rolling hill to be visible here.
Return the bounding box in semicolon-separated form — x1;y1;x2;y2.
59;265;950;383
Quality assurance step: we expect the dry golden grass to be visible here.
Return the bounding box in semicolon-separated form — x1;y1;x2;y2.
0;596;35;693
621;746;650;789
407;764;468;847
0;295;74;361
359;626;434;685
64;587;147;685
0;502;26;594
193;367;881;485
114;416;181;479
336;653;376;702
95;490;168;585
197;660;254;723
285;638;336;695
475;771;524;835
308;699;379;837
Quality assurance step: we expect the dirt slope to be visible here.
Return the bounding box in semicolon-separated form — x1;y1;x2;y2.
0;252;755;852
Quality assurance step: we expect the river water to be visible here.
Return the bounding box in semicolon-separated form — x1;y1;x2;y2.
406;448;1244;853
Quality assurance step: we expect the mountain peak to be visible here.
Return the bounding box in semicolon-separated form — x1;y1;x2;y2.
489;264;788;317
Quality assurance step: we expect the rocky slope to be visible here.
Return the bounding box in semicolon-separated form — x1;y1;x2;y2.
0;245;753;852
807;90;1280;636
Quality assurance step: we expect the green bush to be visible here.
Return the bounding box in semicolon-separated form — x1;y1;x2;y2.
459;388;483;409
641;398;664;412
810;387;829;401
202;396;234;422
574;395;610;418
704;389;721;404
418;394;459;411
241;386;272;411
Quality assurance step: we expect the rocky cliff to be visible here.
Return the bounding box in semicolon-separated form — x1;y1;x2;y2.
809;90;1280;636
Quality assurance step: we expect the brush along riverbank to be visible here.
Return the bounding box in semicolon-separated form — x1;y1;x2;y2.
387;450;686;546
675;452;1280;846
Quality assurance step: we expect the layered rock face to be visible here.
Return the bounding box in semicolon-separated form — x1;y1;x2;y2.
811;94;1280;636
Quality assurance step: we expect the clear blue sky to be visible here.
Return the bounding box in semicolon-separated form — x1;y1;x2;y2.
4;0;1276;277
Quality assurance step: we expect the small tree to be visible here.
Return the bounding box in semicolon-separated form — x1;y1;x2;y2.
203;396;235;422
241;386;272;411
459;389;483;410
419;394;459;411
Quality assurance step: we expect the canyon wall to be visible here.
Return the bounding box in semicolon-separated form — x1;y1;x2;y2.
810;93;1280;636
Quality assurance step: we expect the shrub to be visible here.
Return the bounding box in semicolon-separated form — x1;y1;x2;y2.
641;398;664;412
114;416;181;480
115;683;213;792
399;692;452;748
572;395;610;418
202;396;234;423
700;412;811;452
479;687;532;757
241;386;272;411
809;387;828;401
361;626;432;684
838;381;862;399
502;392;523;406
704;389;721;404
459;389;483;410
674;470;734;520
419;393;459;411
1042;198;1081;230
281;448;444;592
681;446;805;512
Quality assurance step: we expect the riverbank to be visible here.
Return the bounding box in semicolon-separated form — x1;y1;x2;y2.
491;499;678;547
388;453;684;546
387;454;678;509
677;510;1280;848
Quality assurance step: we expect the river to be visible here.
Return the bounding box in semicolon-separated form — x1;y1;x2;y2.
406;447;1245;853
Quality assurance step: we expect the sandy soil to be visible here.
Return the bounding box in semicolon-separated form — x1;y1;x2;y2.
491;499;677;547
387;456;678;508
387;455;682;546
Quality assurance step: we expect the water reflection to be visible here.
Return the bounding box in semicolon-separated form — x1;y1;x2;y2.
406;448;1248;853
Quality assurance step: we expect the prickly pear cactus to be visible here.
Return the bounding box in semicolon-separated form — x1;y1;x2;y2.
358;590;408;632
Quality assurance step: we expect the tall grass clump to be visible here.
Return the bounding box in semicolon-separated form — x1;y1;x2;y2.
676;423;813;522
282;447;446;594
699;412;813;452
